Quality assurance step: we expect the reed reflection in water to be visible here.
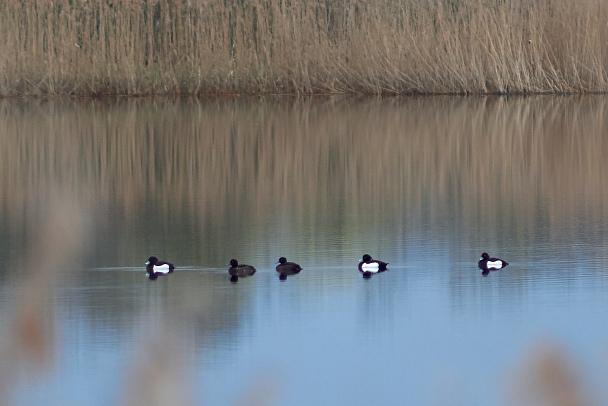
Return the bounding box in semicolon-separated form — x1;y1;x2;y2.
2;96;608;264
1;96;608;404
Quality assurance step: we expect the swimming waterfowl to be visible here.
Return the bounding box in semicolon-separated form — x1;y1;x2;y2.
478;252;509;274
358;254;389;278
228;259;256;282
276;257;303;280
145;256;174;280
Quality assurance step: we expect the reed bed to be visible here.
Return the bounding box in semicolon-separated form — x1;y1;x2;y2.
0;0;607;96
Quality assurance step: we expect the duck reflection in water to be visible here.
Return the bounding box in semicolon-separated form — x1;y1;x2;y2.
228;259;257;283
478;252;509;277
276;257;303;281
358;254;389;279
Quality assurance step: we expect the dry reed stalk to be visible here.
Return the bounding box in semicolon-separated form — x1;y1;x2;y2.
119;327;195;406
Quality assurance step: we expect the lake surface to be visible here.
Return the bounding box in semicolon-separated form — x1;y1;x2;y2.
1;96;608;405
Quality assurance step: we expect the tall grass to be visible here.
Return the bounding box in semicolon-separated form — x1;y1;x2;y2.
0;0;607;95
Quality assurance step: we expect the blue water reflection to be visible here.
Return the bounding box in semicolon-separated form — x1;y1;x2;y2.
2;96;608;405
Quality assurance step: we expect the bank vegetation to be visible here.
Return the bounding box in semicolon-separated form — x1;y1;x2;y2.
0;0;607;96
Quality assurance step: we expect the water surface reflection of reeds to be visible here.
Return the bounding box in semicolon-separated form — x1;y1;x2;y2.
1;96;607;265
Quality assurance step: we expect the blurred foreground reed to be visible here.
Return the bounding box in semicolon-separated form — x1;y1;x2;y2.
0;0;607;96
507;341;592;406
0;191;91;403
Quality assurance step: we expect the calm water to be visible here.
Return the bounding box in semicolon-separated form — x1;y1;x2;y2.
1;96;608;405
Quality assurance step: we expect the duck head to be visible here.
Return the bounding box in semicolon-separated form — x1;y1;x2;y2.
361;254;372;262
146;256;159;266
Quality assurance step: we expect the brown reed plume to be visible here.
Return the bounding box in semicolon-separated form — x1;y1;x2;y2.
506;340;592;406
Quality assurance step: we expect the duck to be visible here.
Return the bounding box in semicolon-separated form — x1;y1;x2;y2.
228;259;256;282
478;252;509;274
276;257;303;280
358;254;389;278
145;256;174;280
